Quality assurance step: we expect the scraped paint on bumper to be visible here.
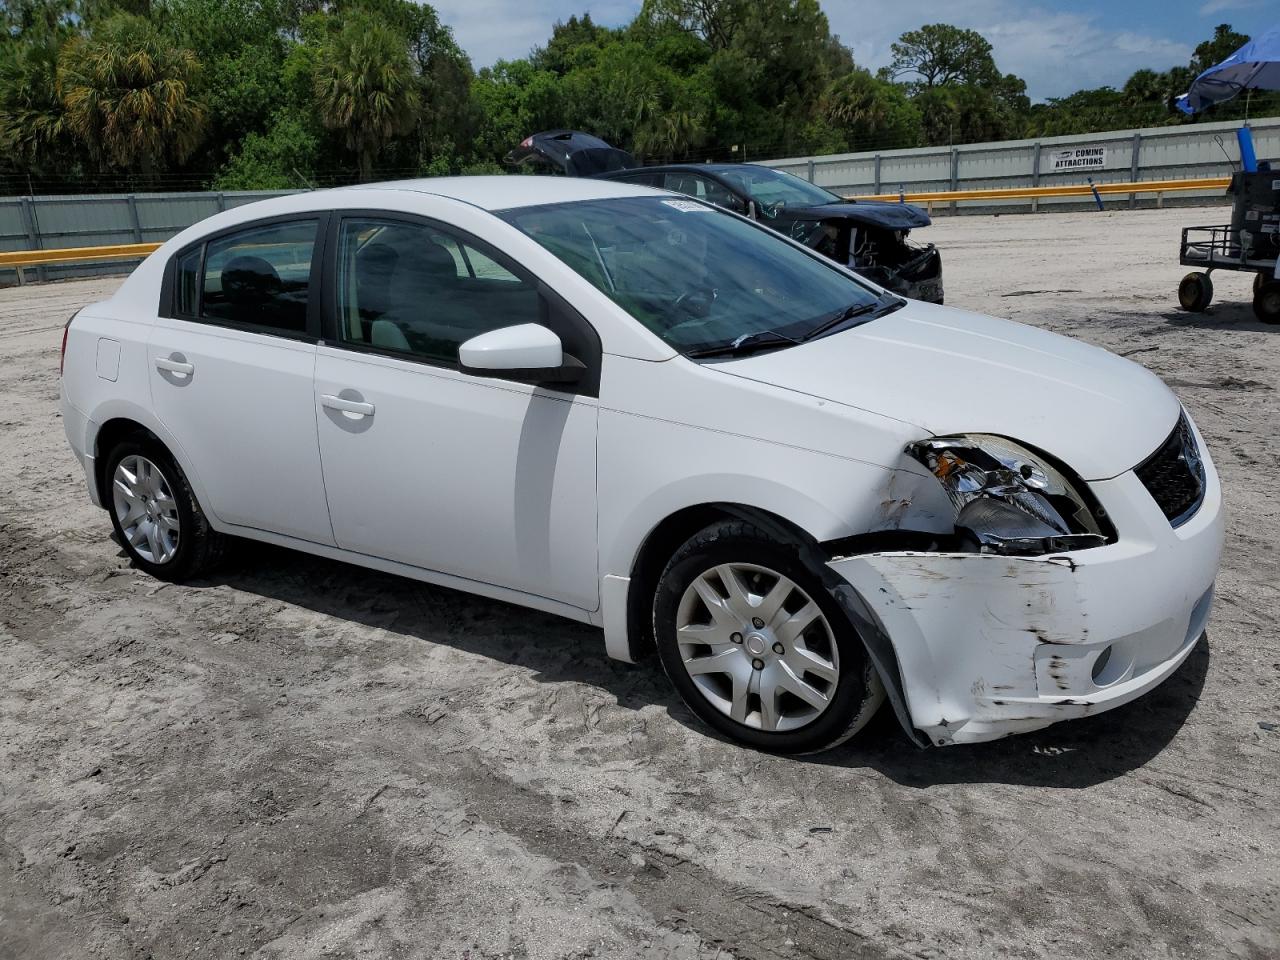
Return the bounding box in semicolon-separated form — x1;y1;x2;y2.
829;459;1224;746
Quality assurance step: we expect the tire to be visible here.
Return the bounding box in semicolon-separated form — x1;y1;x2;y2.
104;437;226;582
653;520;885;754
1255;280;1280;325
1178;271;1213;312
1256;271;1268;295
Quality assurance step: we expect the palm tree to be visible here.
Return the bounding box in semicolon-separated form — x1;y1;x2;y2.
312;13;419;183
58;13;206;174
0;36;72;171
824;69;890;134
637;109;704;162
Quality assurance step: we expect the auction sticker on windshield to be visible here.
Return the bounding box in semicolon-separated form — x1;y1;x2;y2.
662;199;712;212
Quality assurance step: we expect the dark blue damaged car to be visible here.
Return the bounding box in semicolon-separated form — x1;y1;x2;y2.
507;130;944;304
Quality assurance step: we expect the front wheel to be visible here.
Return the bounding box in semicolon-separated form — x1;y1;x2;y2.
653;520;884;754
1178;271;1213;312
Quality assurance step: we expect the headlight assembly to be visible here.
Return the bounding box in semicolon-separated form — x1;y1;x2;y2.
906;435;1109;556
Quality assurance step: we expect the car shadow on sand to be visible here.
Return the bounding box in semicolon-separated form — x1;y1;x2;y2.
158;538;1211;792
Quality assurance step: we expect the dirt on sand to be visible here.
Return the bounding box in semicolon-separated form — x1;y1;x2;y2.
0;206;1277;959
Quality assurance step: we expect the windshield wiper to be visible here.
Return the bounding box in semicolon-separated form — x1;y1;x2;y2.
685;329;800;359
802;293;904;342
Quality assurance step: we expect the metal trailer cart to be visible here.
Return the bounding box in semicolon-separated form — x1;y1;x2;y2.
1179;218;1280;324
1175;24;1280;323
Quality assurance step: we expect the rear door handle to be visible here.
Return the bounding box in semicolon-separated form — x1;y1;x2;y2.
155;355;194;376
320;394;375;418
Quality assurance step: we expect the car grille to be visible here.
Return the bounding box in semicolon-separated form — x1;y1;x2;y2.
1135;413;1206;527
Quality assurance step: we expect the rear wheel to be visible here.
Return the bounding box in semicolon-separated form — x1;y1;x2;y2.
105;438;225;581
1255;280;1280;325
653;520;884;754
1178;271;1213;312
1256;271;1268;295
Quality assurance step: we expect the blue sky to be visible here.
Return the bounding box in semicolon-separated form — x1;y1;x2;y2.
425;0;1275;101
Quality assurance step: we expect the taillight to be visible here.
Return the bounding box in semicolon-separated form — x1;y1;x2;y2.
60;311;77;376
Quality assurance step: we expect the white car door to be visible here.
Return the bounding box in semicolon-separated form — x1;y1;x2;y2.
148;217;335;546
313;215;599;611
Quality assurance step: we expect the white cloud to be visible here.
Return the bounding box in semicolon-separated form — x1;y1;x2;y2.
1199;0;1261;15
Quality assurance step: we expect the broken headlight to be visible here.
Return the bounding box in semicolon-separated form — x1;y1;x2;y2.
906;435;1109;556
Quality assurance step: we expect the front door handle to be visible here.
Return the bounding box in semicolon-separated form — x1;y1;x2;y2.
320;394;375;418
155;355;194;377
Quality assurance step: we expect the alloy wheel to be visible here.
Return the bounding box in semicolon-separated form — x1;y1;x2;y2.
112;455;180;565
675;562;840;732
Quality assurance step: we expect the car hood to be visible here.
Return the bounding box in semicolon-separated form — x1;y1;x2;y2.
788;201;931;230
713;301;1180;481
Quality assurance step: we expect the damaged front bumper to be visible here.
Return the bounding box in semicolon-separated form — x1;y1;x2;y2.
859;244;943;305
828;464;1224;746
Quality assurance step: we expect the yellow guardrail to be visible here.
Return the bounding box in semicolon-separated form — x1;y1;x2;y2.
847;176;1230;205
0;241;162;266
0;176;1236;280
0;241;161;272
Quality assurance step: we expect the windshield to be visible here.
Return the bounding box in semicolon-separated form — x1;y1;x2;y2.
498;197;880;354
716;166;842;210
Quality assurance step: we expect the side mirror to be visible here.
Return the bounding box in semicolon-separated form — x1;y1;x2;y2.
747;199;758;219
458;323;585;385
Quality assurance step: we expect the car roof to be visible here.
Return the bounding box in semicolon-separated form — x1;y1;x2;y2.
354;174;664;211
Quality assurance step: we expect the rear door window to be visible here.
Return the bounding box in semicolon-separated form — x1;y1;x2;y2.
180;220;319;334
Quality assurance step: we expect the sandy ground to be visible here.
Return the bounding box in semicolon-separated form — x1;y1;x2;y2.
1;205;1277;960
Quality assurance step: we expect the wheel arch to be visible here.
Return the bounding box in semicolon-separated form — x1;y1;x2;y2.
619;504;933;748
621;502;820;663
93;418;162;503
87;403;218;528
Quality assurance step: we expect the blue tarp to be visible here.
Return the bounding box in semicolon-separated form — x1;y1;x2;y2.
1177;24;1280;114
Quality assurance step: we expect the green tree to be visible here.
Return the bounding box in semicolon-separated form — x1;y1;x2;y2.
883;24;1001;91
2;0;75;34
312;10;419;181
58;12;206;173
640;0;745;52
213;111;318;189
694;0;848;158
531;14;614;76
562;40;669;149
0;35;75;172
161;0;293;173
1024;87;1132;137
820;67;920;151
470;59;564;163
634;74;708;160
1192;23;1248;73
914;83;1016;145
394;0;475;172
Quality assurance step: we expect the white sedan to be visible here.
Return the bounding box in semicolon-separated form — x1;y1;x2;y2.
59;176;1223;752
